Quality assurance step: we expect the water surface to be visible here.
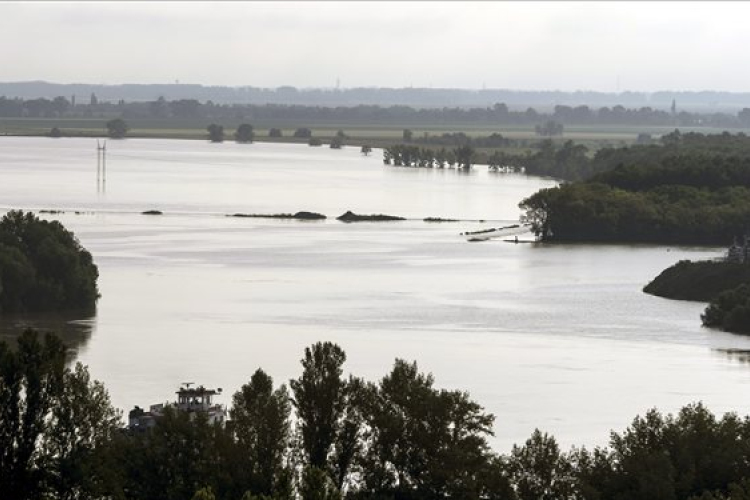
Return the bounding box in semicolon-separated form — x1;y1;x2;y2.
1;137;747;451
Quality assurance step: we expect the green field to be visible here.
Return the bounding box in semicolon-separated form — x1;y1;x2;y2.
2;116;748;153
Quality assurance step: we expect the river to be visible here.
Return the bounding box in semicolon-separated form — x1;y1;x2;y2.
1;136;748;452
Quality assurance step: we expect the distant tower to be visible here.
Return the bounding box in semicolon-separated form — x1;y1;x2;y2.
671;99;676;116
90;93;98;106
71;94;76;107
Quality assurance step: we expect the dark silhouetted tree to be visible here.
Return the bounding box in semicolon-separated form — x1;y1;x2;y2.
105;118;128;139
207;124;225;143
290;342;347;471
231;369;292;496
235;124;255;143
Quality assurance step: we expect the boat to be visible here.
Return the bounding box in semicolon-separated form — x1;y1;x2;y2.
128;383;227;430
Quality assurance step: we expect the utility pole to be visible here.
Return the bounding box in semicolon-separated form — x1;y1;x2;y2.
96;140;107;193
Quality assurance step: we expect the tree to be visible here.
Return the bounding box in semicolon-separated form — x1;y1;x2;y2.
403;129;413;142
116;407;232;500
294;128;313;139
207;124;225;143
308;138;322;147
290;342;347;470
49;127;62;138
299;466;342;500
535;120;564;137
231;369;292;496
329;137;343;149
360;145;372;156
192;486;217;500
235;124;255;143
454;144;475;169
0;330;121;500
44;362;122;500
269;128;283;138
508;429;576;500
105;118;128;139
359;359;496;498
702;284;750;334
149;96;170;118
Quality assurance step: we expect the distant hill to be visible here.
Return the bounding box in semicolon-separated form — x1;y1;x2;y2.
2;81;750;111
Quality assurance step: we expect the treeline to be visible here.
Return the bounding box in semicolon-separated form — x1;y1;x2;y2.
5;94;750;129
7;330;750;500
500;130;750;181
0;210;99;313
519;132;750;244
8;82;750;109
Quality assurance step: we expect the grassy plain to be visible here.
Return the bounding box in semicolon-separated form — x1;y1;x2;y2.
2;116;747;153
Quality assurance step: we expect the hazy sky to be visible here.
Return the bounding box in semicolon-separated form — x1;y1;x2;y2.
2;1;749;92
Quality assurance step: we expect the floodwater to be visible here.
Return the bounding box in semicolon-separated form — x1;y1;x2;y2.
1;136;749;452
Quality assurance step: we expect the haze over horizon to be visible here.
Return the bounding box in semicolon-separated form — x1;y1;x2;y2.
2;1;749;93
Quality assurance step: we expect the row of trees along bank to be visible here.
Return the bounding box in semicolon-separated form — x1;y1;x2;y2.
90;119;359;150
5;331;750;500
8;94;750;129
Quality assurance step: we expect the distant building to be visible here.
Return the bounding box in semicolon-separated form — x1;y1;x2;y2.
128;383;227;431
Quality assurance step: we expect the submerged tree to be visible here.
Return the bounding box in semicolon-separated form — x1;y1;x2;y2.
454;144;475;170
207;124;225;143
105;118;128;139
294;128;313;139
235;124;255;143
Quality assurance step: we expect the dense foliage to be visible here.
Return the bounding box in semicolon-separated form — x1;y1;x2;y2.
105;118;128;139
643;260;750;302
0;210;99;313
702;284;750;334
519;132;750;244
8;333;750;499
0;330;121;500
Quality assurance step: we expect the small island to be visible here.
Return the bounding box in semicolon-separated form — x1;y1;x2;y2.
229;211;326;220
336;210;406;222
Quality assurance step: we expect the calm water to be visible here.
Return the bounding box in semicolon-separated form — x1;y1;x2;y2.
1;136;749;452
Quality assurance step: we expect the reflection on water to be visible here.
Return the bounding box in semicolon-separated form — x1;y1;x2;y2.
714;348;750;365
2;137;750;451
0;311;97;356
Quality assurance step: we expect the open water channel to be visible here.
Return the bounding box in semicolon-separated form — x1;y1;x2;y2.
1;136;749;451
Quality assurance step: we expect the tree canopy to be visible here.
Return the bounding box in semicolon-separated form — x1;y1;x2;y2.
235;124;254;143
519;132;750;244
105;118;128;139
207;124;225;143
0;210;99;313
7;334;750;499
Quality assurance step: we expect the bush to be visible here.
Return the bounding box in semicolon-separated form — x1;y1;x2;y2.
702;284;750;334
